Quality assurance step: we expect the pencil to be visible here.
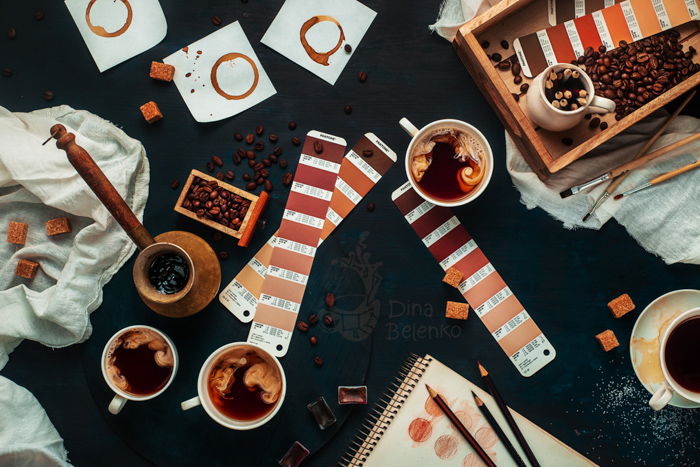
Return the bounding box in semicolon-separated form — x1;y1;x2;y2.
472;391;527;467
478;362;540;467
425;385;496;467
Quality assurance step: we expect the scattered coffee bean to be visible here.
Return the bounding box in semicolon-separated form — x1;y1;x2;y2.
225;170;234;180
279;159;288;169
325;292;335;308
323;313;334;327
512;93;520;102
254;141;264;151
2;67;12;77
309;336;318;345
291;136;301;146
211;15;222;26
206;161;215;172
264;180;273;191
8;28;16;40
512;62;521;76
234;132;243;141
297;321;309;332
245;181;257;190
343;104;352;114
253;162;264;171
344;44;352;53
243;173;251;181
490;52;502;62
269;133;279;143
273;146;282;156
269;154;278;163
308;314;319;325
481;40;490;49
520;83;529;94
600;121;609;130
170;179;179;189
313;140;323;154
282;172;293;186
314;356;323;367
212;155;223;167
262;159;272;167
245;133;254;144
513;75;523;84
233;152;242;165
218;250;229;260
501;40;509;49
42;90;54;101
498;60;510;71
288;121;297;130
589;117;601;129
247;159;256;168
256;177;264;186
367;202;375;212
34;10;44;21
246;150;255;160
358;71;367;82
362;149;373;158
215;172;224;181
562;137;573;146
256;125;264;136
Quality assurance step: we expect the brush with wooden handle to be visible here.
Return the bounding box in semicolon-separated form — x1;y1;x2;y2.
614;158;700;200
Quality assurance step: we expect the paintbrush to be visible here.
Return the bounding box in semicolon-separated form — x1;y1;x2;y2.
559;91;697;203
425;385;496;467
472;391;527;467
478;362;540;467
614;158;700;200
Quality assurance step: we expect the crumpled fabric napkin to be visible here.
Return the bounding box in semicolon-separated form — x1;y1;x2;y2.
506;113;700;265
0;105;149;464
429;0;501;41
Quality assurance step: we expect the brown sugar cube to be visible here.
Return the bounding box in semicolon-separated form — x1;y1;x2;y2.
7;221;28;245
595;330;619;351
149;61;175;82
15;259;39;279
607;293;635;318
442;267;464;288
140;101;163;124
46;217;71;236
445;301;469;320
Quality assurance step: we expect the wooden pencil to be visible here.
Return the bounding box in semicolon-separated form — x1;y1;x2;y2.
472;391;527;467
425;385;496;467
478;362;540;467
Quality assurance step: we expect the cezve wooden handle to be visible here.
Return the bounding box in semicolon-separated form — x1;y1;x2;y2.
49;124;155;250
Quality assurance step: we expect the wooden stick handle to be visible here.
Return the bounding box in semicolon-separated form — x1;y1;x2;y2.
611;132;700;178
651;159;700;185
49;124;155;250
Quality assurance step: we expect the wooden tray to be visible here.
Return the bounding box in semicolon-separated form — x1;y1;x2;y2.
173;169;269;247
453;0;700;179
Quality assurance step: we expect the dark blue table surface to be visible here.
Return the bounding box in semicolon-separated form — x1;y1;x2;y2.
2;0;699;465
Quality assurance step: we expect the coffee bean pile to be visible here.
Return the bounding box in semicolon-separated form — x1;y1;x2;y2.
181;177;250;231
573;30;698;120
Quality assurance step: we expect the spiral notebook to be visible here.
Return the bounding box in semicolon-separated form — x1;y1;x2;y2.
341;355;596;466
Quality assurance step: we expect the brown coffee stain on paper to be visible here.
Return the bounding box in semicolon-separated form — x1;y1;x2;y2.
408;417;432;443
434;434;459;460
299;15;345;66
85;0;132;38
424;395;443;417
210;53;259;100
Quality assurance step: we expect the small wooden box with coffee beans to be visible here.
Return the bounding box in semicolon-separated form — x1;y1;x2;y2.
174;170;269;247
454;0;700;179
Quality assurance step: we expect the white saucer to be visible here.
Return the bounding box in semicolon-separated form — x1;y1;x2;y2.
630;289;700;409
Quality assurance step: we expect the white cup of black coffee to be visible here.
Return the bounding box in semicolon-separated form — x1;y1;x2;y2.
101;325;178;414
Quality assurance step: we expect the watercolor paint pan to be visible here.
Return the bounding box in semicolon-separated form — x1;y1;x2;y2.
516;0;699;77
392;182;556;377
220;134;396;324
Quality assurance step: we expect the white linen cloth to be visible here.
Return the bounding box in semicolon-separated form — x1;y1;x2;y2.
506;114;700;265
0;105;150;463
429;0;501;41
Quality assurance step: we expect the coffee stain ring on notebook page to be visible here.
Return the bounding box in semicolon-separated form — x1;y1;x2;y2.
85;0;133;38
299;15;345;66
210;53;260;100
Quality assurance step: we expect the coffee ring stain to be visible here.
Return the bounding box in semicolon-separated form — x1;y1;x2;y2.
85;0;132;38
299;15;345;66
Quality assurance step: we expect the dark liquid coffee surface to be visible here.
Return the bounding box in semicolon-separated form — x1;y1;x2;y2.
417;142;480;202
148;253;189;294
665;316;700;393
112;345;173;396
208;362;277;421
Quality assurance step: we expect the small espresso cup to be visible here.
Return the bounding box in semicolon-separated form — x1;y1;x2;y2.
526;63;615;132
399;118;494;207
181;342;286;430
101;325;179;415
649;307;700;410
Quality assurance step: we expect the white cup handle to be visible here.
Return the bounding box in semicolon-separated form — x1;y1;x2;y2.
108;394;127;415
586;95;616;114
399;117;420;137
181;396;201;411
649;382;673;411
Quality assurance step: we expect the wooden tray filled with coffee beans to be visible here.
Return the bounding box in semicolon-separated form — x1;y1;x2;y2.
174;170;269;247
453;0;700;180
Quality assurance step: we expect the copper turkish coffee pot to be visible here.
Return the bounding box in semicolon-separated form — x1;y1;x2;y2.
48;124;221;317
